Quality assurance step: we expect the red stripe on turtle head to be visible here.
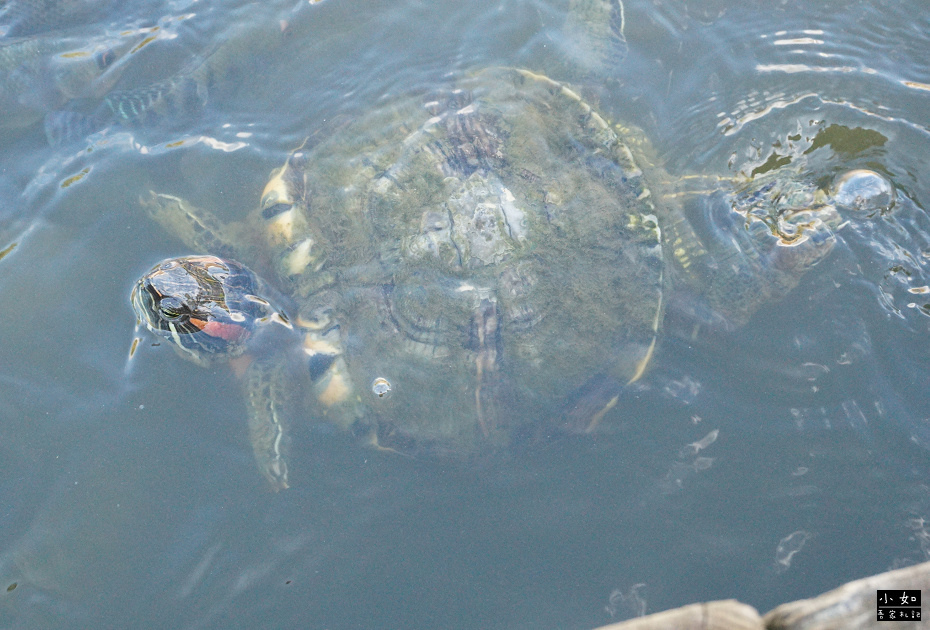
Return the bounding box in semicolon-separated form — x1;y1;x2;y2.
189;317;252;343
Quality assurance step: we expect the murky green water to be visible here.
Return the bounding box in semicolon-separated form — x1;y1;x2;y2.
1;0;930;628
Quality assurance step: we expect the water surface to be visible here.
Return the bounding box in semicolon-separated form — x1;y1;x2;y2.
1;0;930;628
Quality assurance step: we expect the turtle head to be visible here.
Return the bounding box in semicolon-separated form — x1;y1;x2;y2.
131;255;289;365
736;168;896;275
728;173;845;276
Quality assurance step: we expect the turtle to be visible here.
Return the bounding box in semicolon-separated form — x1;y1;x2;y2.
129;61;861;491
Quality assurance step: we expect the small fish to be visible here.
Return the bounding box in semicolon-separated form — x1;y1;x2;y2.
0;31;139;135
45;73;207;144
42;107;104;145
41;0;326;145
45;16;291;145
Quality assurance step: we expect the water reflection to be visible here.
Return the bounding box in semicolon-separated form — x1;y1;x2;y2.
1;0;930;628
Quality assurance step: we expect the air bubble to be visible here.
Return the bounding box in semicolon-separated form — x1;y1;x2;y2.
832;169;895;213
372;377;392;398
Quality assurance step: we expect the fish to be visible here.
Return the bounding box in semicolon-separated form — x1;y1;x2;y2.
44;15;293;145
0;30;140;135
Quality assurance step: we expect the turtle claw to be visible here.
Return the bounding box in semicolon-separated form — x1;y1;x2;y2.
359;421;417;457
259;453;290;491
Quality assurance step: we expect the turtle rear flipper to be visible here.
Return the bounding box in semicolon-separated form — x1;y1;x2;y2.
560;372;626;434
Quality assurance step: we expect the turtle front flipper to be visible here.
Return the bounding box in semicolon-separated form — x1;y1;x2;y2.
242;358;291;491
141;192;242;261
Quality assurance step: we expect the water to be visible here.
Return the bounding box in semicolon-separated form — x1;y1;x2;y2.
1;0;929;627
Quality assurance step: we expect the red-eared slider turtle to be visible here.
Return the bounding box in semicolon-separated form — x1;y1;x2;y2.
131;64;852;490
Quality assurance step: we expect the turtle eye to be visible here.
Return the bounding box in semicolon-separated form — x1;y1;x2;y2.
158;296;189;322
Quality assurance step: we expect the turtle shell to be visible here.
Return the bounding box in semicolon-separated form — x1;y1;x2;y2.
257;67;670;453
